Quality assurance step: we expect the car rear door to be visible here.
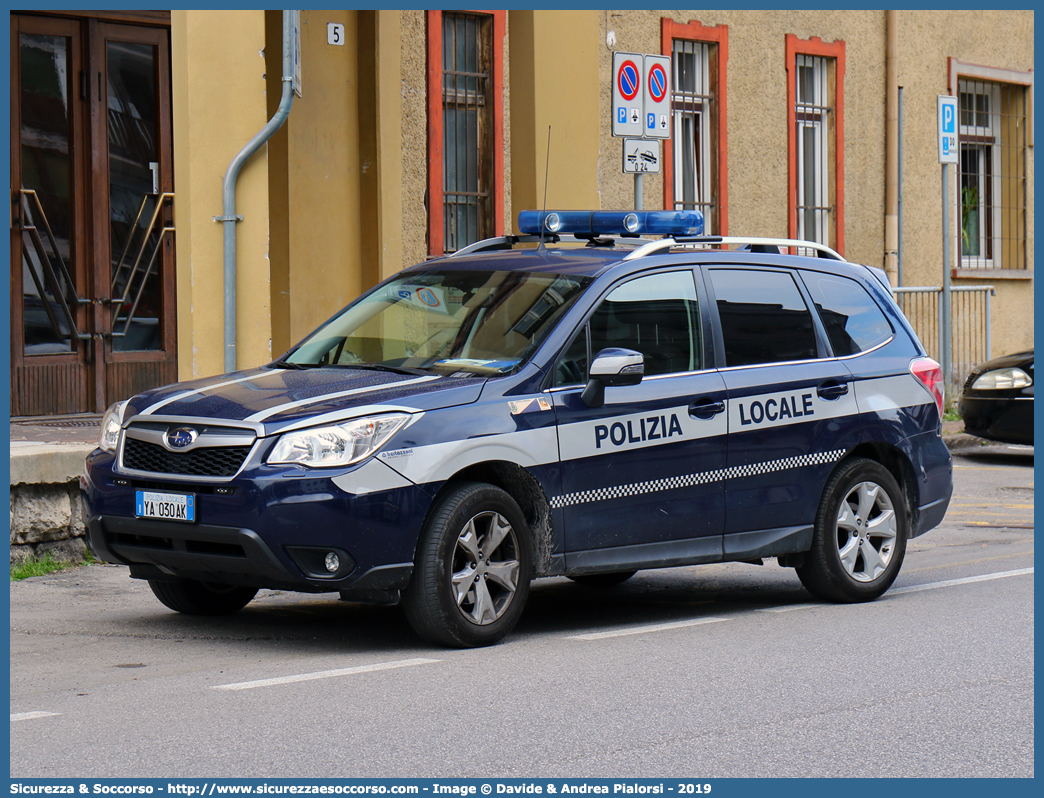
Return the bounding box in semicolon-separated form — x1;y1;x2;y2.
703;265;857;547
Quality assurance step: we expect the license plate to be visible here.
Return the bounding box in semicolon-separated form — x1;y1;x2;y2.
135;490;196;523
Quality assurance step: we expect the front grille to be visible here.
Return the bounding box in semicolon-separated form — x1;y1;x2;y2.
123;437;250;478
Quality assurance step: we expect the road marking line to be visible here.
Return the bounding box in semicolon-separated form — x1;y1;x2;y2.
890;567;1033;595
11;711;61;722
211;657;441;691
758;602;826;613
953;465;1032;472
904;551;1034;573
950;503;1034;509
571;617;727;641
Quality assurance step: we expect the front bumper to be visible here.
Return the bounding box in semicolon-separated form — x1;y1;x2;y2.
82;448;434;593
958;395;1033;445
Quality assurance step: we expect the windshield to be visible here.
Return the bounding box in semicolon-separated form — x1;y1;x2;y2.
283;270;591;374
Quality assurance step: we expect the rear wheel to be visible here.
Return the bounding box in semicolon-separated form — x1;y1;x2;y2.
796;457;908;602
148;579;258;616
568;571;637;587
403;482;532;648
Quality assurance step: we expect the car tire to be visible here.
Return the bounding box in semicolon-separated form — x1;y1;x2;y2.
568;571;637;587
403;481;532;648
148;579;258;616
796;457;908;603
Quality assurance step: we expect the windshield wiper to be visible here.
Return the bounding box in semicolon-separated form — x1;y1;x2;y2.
331;363;431;376
269;360;317;370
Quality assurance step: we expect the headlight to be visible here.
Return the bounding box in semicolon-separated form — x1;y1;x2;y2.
970;367;1033;390
99;400;129;452
267;413;411;468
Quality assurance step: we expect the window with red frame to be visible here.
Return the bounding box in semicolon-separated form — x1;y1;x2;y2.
662;19;727;236
786;35;844;256
427;10;504;256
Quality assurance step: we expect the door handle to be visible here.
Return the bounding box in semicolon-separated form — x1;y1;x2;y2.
817;380;850;400
689;397;726;419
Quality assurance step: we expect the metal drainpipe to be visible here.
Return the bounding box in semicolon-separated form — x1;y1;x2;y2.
884;9;899;287
216;9;296;373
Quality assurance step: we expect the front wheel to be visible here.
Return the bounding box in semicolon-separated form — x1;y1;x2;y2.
403;482;532;647
796;457;908;602
148;579;258;615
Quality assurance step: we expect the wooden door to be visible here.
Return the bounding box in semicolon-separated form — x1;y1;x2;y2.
10;14;176;416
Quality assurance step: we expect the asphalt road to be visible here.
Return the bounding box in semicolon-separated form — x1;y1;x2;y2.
9;443;1033;779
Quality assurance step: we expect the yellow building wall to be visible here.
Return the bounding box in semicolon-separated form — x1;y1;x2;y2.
172;10;273;378
509;10;602;220
893;9;1034;356
280;11;366;345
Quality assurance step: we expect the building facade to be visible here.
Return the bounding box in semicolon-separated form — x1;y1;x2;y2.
9;9;1033;416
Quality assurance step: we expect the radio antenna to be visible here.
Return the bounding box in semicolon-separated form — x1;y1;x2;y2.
538;125;551;253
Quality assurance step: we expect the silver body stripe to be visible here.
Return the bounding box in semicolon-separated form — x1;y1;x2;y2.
141;370;286;416
550;449;846;509
245;375;439;422
558;404;725;461
853;373;933;414
378;426;560;485
331;457;413;495
727;386;858;433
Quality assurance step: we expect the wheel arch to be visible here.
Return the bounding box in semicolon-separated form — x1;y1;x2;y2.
423;461;555;577
844;441;920;532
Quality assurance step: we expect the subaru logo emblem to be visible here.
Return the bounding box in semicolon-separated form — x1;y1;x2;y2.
166;427;198;450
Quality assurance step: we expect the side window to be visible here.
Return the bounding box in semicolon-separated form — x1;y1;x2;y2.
801;271;893;356
554;327;588;387
589;271;702;377
708;269;818;367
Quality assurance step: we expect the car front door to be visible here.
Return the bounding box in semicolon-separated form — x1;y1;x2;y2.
550;269;728;572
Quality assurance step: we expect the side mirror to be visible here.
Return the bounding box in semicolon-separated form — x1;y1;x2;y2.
581;348;644;408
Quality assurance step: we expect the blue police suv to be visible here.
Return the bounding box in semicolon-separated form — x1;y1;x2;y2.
83;210;952;647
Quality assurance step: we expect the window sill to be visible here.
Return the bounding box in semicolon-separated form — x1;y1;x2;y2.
952;269;1033;281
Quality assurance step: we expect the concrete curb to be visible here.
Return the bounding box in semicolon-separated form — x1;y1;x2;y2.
10;442;94;486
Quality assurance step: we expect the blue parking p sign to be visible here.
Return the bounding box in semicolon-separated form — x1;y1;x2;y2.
938;95;958;164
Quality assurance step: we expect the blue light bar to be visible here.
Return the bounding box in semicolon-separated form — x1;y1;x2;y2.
517;210;704;238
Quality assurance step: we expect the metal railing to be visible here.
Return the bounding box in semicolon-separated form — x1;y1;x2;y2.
894;285;995;397
17;189;92;341
108;192;175;339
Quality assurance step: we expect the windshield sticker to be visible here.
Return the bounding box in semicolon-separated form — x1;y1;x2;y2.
396;284;450;315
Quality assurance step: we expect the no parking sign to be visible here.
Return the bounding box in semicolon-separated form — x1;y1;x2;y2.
612;52;671;139
612;52;643;137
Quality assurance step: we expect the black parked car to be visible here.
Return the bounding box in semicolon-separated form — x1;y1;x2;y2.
959;350;1034;445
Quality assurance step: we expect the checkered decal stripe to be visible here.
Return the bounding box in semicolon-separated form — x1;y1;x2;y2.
549;449;846;510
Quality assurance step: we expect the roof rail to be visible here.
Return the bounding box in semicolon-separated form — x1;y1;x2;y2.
448;233;660;257
448;235;546;257
622;236;846;262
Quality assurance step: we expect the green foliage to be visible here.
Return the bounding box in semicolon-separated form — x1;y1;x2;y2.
961;185;979;253
10;552;90;581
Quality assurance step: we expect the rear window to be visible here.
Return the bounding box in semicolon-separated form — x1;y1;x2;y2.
801;271;893;356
